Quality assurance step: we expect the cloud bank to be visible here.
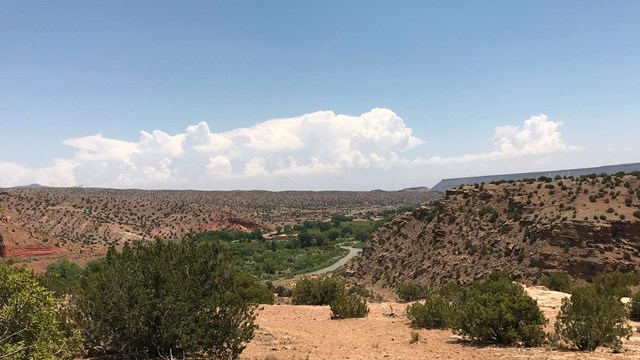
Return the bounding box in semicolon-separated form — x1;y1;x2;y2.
0;109;582;189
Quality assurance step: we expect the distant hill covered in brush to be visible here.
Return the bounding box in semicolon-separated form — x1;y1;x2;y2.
430;162;640;193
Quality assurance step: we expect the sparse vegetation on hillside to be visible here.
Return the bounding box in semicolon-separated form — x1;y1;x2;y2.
348;172;640;290
0;187;438;258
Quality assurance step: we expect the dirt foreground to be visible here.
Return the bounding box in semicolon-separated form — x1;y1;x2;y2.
241;286;640;360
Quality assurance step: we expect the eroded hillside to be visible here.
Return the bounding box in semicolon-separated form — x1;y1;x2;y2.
346;173;640;290
0;187;439;266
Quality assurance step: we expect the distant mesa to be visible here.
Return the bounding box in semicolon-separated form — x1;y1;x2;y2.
430;162;640;193
400;186;430;192
16;183;45;189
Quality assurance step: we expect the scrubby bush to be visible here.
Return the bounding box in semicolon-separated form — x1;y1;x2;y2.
292;276;345;305
0;260;82;360
406;294;451;329
592;271;640;299
73;240;257;359
329;294;369;319
629;291;640;321
555;285;631;351
540;272;573;293
37;258;85;297
451;271;547;346
233;272;275;304
435;281;465;306
396;282;429;302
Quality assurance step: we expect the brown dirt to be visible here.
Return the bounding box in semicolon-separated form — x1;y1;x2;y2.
241;286;640;360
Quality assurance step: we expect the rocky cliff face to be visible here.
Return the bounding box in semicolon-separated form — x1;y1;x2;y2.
346;173;640;290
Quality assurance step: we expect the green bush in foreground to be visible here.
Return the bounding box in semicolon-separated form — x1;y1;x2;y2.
330;294;369;319
555;285;631;351
396;282;429;302
451;271;547;346
406;294;451;329
0;261;82;360
540;272;573;293
74;240;257;359
292;277;345;305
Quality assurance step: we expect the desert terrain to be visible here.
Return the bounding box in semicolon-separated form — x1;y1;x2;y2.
0;187;438;270
242;286;640;360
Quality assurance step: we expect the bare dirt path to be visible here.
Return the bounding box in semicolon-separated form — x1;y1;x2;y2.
298;245;362;278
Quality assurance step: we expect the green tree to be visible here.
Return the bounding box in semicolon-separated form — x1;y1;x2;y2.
318;222;332;232
250;228;264;241
555;285;631;351
354;230;370;242
451;271;547;346
396;283;429;302
330;294;369;319
592;271;640;299
629;291;640;321
73;239;257;359
326;229;340;242
298;231;314;248
38;259;85;297
292;277;345;305
331;214;351;226
0;260;82;360
540;272;573;293
406;294;451;329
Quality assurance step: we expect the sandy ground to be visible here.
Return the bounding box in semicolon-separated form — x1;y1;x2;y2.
241;287;640;360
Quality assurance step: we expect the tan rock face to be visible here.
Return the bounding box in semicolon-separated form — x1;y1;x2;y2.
346;174;640;291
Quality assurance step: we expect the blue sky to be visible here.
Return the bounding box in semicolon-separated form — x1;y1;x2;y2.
0;1;638;190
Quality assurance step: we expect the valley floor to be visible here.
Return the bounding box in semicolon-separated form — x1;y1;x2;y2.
241;287;640;360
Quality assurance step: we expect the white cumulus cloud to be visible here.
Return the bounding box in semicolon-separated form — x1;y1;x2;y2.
414;114;578;165
0;110;586;190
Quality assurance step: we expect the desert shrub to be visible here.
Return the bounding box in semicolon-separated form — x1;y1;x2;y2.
37;258;85;297
629;291;640;321
73;240;257;359
540;272;573;293
329;294;369;319
406;294;451;329
555;285;631;351
409;330;420;344
348;284;371;298
634;211;640;219
0;260;82;360
451;271;547;346
233;272;275;304
435;281;465;307
292;277;345;305
396;282;429;302
592;271;640;299
266;282;292;297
